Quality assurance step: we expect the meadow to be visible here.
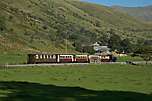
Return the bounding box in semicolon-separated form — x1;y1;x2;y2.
0;54;27;65
0;64;152;101
117;56;143;62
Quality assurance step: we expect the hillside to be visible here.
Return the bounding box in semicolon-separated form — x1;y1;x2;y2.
0;0;152;53
112;5;152;22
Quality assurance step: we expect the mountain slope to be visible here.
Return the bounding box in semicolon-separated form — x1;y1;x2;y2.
112;5;152;22
0;0;152;53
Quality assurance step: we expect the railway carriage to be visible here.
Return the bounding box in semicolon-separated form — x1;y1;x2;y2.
89;55;101;63
89;54;113;63
27;54;57;64
58;54;74;63
100;55;112;62
74;55;89;63
27;53;114;64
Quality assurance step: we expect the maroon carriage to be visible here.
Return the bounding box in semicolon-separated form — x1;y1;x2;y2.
58;54;74;63
74;55;89;63
27;54;57;64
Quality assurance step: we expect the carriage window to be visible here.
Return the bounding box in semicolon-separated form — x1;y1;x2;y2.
59;56;62;59
53;55;56;59
101;56;110;59
46;55;49;59
77;56;80;58
35;55;39;59
40;55;43;59
43;55;46;59
50;55;52;59
105;56;110;59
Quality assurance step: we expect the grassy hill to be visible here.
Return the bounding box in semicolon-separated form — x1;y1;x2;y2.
0;0;152;53
112;5;152;22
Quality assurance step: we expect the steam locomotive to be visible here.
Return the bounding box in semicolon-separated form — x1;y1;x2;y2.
27;53;115;64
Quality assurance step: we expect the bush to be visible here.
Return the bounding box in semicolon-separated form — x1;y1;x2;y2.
0;16;6;32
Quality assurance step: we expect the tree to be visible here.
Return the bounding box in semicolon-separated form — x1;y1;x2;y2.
107;29;122;51
82;45;95;54
133;46;152;63
120;38;132;53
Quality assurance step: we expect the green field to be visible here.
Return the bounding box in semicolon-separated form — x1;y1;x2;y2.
0;64;152;101
117;56;143;62
0;54;27;65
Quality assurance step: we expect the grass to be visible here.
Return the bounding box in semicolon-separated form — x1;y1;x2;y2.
0;64;152;101
0;54;27;65
117;56;143;62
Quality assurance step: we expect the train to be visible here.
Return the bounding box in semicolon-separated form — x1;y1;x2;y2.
27;53;116;64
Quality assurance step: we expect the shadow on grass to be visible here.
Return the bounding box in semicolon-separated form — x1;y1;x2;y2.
0;81;152;101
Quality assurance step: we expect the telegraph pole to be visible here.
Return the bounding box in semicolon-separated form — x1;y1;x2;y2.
65;31;68;54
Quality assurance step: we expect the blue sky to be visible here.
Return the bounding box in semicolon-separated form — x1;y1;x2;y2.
82;0;152;7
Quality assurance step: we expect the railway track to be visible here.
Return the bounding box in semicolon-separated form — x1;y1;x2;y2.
0;61;151;68
1;63;90;67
